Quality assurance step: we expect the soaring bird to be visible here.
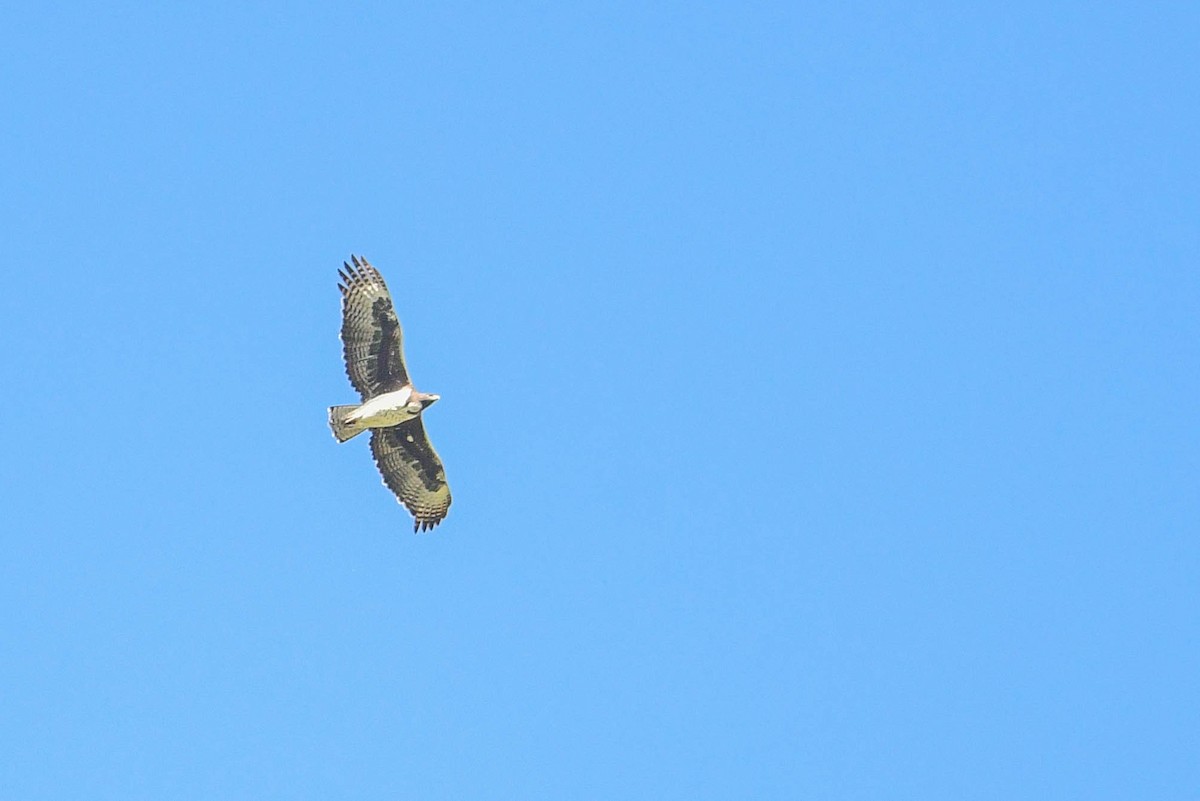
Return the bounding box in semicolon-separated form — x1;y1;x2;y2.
328;255;451;532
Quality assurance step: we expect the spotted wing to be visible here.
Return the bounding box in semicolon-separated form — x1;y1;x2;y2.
338;255;409;399
369;418;452;532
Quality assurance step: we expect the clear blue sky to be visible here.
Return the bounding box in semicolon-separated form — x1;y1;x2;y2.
2;3;1196;799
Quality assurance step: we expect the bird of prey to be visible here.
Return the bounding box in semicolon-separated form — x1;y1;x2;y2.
328;255;451;532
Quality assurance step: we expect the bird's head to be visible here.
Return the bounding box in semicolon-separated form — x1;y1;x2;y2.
409;391;440;414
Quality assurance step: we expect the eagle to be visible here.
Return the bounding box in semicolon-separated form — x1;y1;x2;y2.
328;255;452;532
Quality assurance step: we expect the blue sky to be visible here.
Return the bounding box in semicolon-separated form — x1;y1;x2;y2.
2;3;1196;798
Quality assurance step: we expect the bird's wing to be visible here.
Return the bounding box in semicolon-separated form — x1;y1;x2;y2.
338;255;409;399
369;418;452;532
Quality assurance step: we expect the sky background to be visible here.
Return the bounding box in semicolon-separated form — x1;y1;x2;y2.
1;3;1197;799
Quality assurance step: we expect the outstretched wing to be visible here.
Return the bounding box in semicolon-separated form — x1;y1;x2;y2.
369;418;452;532
339;255;409;399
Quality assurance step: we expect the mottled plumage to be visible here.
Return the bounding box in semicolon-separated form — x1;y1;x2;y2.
338;257;409;397
370;419;452;533
330;256;451;532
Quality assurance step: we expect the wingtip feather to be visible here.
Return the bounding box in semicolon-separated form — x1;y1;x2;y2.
412;517;444;533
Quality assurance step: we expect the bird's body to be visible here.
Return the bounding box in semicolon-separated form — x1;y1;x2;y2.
332;387;417;434
329;255;451;532
348;387;416;426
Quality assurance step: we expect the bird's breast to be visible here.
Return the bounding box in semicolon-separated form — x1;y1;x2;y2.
352;387;417;427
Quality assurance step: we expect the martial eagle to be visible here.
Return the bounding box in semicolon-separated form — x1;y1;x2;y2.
328;255;451;532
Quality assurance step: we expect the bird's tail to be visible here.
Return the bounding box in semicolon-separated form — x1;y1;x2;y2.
329;405;367;442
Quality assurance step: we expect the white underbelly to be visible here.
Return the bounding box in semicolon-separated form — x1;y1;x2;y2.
349;388;416;427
